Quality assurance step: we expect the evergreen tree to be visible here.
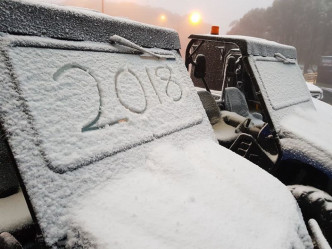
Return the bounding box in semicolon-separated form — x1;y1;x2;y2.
228;0;332;72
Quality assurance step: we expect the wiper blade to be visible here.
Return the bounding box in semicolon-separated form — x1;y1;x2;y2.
274;53;296;64
110;35;175;60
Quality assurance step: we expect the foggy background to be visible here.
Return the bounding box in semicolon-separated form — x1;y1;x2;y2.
33;0;274;31
29;0;332;105
32;0;331;72
30;0;274;55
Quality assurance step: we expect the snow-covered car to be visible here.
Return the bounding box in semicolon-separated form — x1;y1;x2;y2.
186;33;332;243
0;1;322;248
306;82;324;100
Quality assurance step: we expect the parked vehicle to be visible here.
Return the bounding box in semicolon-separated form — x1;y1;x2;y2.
185;31;332;243
306;82;324;100
0;1;326;248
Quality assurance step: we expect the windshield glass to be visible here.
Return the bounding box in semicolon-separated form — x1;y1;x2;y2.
254;58;311;110
249;56;315;130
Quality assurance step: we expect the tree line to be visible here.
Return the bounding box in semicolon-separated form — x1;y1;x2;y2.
228;0;332;72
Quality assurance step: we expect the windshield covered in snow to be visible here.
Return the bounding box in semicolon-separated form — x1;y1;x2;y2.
249;56;315;131
254;58;311;110
8;45;203;173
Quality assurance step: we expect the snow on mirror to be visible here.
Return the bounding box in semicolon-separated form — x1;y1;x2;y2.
8;46;202;173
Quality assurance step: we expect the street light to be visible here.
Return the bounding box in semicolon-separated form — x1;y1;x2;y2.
189;12;201;25
159;14;167;27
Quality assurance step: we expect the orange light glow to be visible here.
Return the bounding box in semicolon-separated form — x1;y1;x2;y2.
210;26;219;35
160;14;166;21
190;12;201;24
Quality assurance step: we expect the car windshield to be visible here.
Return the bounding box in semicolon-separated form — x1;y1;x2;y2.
253;58;311;111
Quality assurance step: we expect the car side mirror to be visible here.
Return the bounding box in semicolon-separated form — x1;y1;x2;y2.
194;54;206;79
227;56;236;73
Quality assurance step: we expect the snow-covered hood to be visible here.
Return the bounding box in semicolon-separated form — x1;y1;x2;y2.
67;140;313;249
279;99;332;172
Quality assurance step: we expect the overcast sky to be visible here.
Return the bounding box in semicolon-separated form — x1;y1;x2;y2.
107;0;275;28
33;0;274;31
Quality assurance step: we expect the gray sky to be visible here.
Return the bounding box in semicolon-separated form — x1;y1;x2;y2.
107;0;274;29
32;0;275;31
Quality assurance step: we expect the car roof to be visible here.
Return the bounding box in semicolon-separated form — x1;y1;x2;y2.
189;34;297;58
0;0;180;50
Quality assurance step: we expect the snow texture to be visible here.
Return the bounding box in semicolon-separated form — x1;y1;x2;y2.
5;43;201;173
67;140;313;249
279;100;332;172
0;34;214;246
312;98;332;119
0;0;180;50
249;56;315;132
193;35;297;58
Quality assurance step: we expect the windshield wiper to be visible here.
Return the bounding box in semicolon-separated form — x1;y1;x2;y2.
274;53;296;64
110;35;175;60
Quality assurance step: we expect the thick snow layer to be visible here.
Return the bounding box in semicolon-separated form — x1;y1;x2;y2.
313;98;332;119
68;140;313;249
0;0;180;50
249;56;315;132
0;35;214;245
279;102;332;171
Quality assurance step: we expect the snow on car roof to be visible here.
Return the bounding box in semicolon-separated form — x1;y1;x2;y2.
189;34;297;58
0;0;180;50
